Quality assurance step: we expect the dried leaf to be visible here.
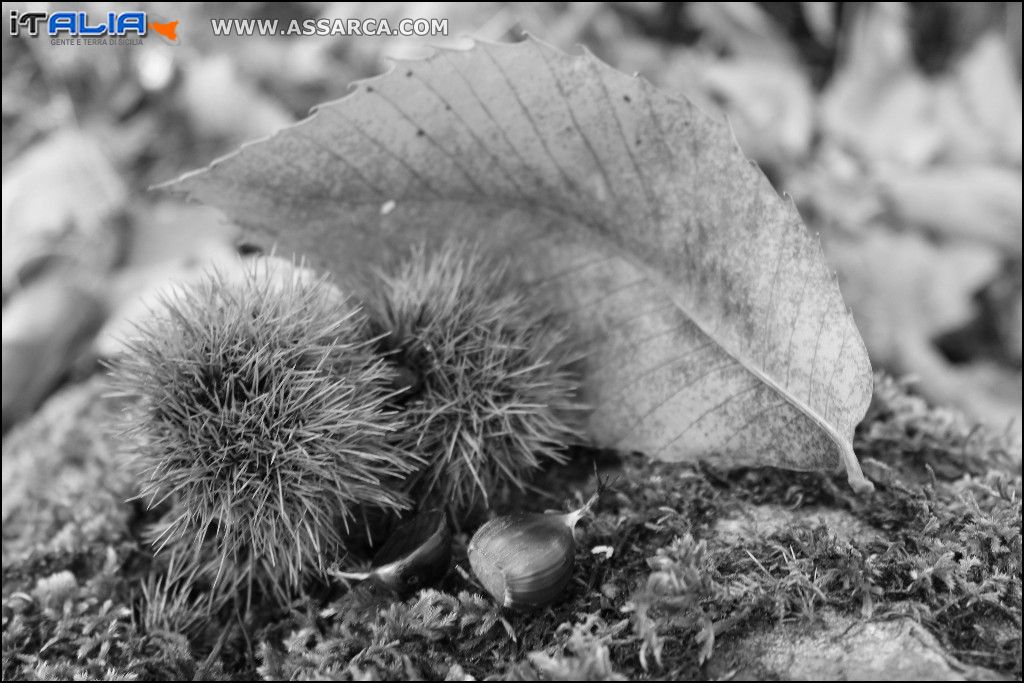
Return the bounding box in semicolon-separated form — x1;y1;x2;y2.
822;8;1023;168
1;130;126;298
165;38;873;491
880;165;1022;254
665;55;815;165
830;229;1000;354
948;32;1023;166
828;229;1019;430
180;54;293;142
820;4;943;167
801;2;837;46
1;275;106;432
684;3;796;63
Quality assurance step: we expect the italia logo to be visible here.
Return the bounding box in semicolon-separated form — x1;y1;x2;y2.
8;10;179;44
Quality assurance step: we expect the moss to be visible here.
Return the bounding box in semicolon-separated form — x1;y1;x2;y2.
3;373;1021;680
1;544;195;681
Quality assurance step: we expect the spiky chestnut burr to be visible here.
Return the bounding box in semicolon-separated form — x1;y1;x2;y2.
370;241;586;515
111;258;419;602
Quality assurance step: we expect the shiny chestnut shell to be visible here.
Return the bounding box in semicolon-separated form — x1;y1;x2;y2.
369;509;451;595
467;512;576;609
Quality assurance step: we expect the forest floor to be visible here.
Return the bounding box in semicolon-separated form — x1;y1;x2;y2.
2;373;1019;680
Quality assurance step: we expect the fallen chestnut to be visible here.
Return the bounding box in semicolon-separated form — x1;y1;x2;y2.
332;509;451;595
468;491;598;609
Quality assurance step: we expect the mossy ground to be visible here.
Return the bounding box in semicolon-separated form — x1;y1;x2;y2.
2;374;1020;680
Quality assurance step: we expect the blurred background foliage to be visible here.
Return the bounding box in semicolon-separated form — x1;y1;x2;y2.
2;1;1021;443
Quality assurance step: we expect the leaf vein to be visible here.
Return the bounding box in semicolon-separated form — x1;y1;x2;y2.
327;108;443;198
654;383;761;457
480;45;581;206
783;276;810;387
588;57;659;231
368;87;488;196
617;359;737;445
